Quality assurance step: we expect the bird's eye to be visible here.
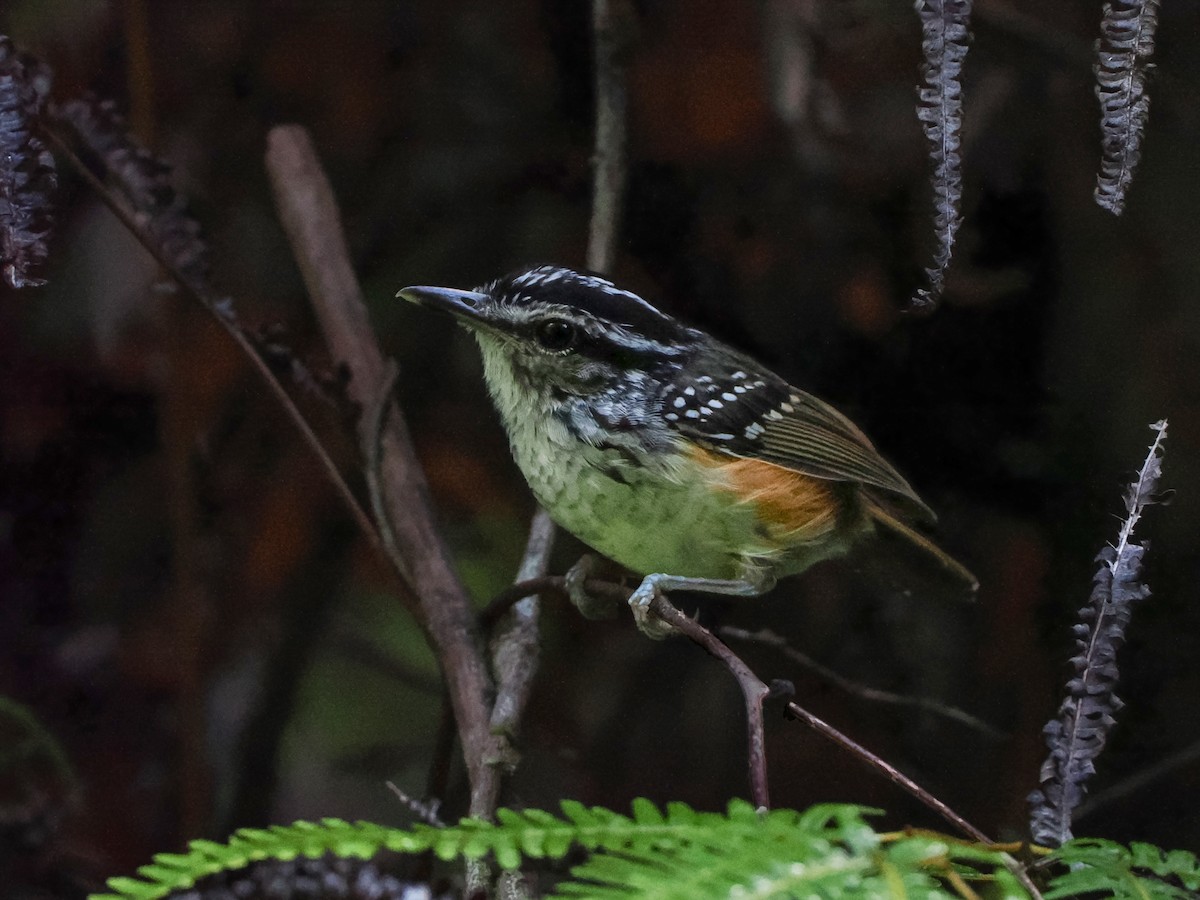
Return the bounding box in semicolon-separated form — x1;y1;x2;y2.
535;318;577;351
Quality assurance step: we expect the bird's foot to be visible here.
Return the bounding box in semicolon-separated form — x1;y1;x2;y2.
628;574;678;640
565;554;620;621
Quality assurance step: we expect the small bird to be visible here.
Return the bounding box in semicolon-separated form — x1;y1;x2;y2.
398;266;975;637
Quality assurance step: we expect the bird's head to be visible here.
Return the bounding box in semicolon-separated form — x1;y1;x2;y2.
398;265;698;415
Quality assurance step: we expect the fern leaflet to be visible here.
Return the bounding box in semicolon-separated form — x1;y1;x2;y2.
1046;837;1200;899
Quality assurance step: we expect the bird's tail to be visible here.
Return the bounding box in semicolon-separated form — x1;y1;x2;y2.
866;500;979;594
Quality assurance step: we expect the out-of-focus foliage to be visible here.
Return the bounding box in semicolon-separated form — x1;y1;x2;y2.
58;94;210;293
0;34;55;288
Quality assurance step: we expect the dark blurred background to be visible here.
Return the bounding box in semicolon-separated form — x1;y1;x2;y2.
2;0;1198;893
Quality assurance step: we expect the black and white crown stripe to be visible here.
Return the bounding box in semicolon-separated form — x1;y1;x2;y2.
507;265;656;310
481;266;691;360
483;265;690;350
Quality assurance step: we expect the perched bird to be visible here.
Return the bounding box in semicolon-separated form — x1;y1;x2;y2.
398;266;974;637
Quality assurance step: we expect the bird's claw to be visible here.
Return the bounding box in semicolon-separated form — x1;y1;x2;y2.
565;554;619;620
629;576;676;640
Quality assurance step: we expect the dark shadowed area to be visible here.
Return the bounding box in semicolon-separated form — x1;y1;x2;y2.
2;1;1198;895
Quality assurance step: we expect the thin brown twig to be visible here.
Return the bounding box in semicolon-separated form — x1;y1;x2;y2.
482;0;637;808
649;599;771;808
385;780;446;828
263;126;503;823
42;127;384;572
785;694;1044;898
781;694;989;842
651;597;978;835
587;0;633;276
365;360;408;582
590;0;771;808
490;508;556;743
479;575;626;631
493;577;965;826
720;626;1005;740
478;576;1043;895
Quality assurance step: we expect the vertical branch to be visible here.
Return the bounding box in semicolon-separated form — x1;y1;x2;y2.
487;0;637;755
488;509;555;741
587;0;778;807
263;127;504;821
649;601;769;808
487;508;554;900
587;0;632;275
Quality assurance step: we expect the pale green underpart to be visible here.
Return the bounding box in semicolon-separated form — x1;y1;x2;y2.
476;333;849;582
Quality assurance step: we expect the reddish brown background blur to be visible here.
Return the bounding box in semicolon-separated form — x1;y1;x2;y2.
3;1;1199;893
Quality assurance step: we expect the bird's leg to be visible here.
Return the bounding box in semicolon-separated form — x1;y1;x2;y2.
628;569;776;640
564;553;621;620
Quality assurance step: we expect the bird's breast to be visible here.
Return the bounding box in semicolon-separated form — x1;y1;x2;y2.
504;413;855;580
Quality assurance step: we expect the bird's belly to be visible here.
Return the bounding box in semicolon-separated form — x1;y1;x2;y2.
516;445;776;580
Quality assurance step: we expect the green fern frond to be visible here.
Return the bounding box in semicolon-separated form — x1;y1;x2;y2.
554;810;1016;900
1045;837;1200;899
95;799;1194;900
91;801;899;900
91;818;427;899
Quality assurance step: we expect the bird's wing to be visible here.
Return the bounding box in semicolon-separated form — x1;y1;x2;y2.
659;351;935;523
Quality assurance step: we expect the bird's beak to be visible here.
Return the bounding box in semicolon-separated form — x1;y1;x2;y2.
396;285;492;329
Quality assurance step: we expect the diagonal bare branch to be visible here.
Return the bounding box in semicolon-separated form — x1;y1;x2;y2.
264;126;505;822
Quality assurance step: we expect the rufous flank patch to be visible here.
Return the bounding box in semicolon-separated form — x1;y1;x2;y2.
691;446;838;540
